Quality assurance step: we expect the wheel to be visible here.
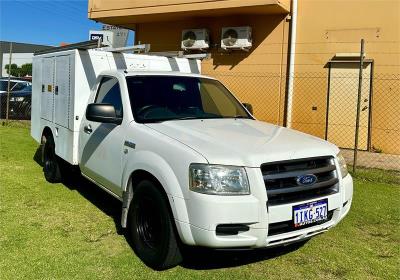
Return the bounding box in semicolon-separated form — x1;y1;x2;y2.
128;180;182;270
42;133;62;183
24;103;31;120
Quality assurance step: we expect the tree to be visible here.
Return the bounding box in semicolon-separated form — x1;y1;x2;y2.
4;63;32;77
20;63;32;76
4;63;19;77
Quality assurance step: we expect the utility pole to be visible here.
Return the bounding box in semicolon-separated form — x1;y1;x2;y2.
6;42;13;122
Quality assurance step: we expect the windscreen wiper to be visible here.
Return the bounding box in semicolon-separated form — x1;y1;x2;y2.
230;115;251;119
164;116;224;122
163;116;199;122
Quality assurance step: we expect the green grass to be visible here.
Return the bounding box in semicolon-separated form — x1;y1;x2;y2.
350;167;400;185
0;123;399;279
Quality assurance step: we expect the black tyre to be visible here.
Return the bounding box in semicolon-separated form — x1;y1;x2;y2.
24;103;31;120
128;180;182;270
42;133;62;183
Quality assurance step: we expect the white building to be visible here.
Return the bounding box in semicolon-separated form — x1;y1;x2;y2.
0;41;52;77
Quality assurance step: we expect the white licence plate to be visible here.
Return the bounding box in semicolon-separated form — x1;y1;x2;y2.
293;199;328;227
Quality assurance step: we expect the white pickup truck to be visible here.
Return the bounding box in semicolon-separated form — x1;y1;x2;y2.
31;44;353;270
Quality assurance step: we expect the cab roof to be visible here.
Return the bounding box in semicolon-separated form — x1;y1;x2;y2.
122;70;216;80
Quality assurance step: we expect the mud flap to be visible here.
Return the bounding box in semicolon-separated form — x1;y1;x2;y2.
121;186;133;228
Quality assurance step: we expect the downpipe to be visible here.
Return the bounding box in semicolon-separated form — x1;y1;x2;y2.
285;0;298;128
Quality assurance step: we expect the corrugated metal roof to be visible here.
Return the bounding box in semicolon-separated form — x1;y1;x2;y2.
0;41;53;53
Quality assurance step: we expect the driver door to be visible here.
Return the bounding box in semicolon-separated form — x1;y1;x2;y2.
79;76;126;197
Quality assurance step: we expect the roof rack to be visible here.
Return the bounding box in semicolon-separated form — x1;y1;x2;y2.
34;39;105;56
100;44;151;53
34;39;210;60
148;51;210;60
99;47;209;60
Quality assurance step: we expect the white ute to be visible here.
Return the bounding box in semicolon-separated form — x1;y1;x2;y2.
31;42;353;270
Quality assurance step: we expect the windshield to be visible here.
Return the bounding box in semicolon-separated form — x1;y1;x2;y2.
0;81;17;91
126;76;252;123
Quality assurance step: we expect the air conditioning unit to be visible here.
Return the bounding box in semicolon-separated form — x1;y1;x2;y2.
181;29;210;51
221;26;252;51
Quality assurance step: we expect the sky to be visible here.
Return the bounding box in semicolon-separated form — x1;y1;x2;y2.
0;0;134;47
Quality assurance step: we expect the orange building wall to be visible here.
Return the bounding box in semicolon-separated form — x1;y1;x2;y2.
292;0;400;154
88;0;290;22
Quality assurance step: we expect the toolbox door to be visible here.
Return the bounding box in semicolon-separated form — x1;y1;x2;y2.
54;55;71;129
40;57;54;122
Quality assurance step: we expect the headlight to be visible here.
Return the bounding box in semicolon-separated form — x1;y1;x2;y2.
10;97;24;102
337;152;349;178
189;164;250;195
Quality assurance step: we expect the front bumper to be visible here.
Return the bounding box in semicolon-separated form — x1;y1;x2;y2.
177;169;353;248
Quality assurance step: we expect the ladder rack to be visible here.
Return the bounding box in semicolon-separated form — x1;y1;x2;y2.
99;44;151;53
34;40;105;56
34;39;210;60
148;51;210;60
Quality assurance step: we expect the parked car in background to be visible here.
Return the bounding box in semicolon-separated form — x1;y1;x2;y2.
0;78;32;120
0;78;31;93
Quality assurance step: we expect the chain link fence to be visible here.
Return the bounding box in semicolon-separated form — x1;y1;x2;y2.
0;86;32;120
204;41;400;171
1;41;32;121
0;47;32;121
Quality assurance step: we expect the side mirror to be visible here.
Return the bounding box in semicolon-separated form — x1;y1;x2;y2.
86;103;122;125
243;103;254;115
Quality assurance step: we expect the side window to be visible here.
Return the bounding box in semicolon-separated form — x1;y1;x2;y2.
95;77;123;118
12;82;25;91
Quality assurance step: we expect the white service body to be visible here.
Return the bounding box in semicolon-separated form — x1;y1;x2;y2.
31;50;200;165
31;49;352;249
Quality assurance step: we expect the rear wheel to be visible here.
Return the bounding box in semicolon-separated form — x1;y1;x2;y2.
42;133;62;183
128;180;182;270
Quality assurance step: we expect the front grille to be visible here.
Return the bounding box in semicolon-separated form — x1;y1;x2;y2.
262;156;339;206
268;210;335;236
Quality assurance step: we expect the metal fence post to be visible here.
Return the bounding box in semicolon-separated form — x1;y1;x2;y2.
353;39;365;173
6;42;13;123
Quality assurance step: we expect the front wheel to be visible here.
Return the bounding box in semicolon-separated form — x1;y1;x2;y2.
128;180;182;270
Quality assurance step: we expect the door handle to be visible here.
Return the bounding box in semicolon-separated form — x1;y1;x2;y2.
84;124;92;134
